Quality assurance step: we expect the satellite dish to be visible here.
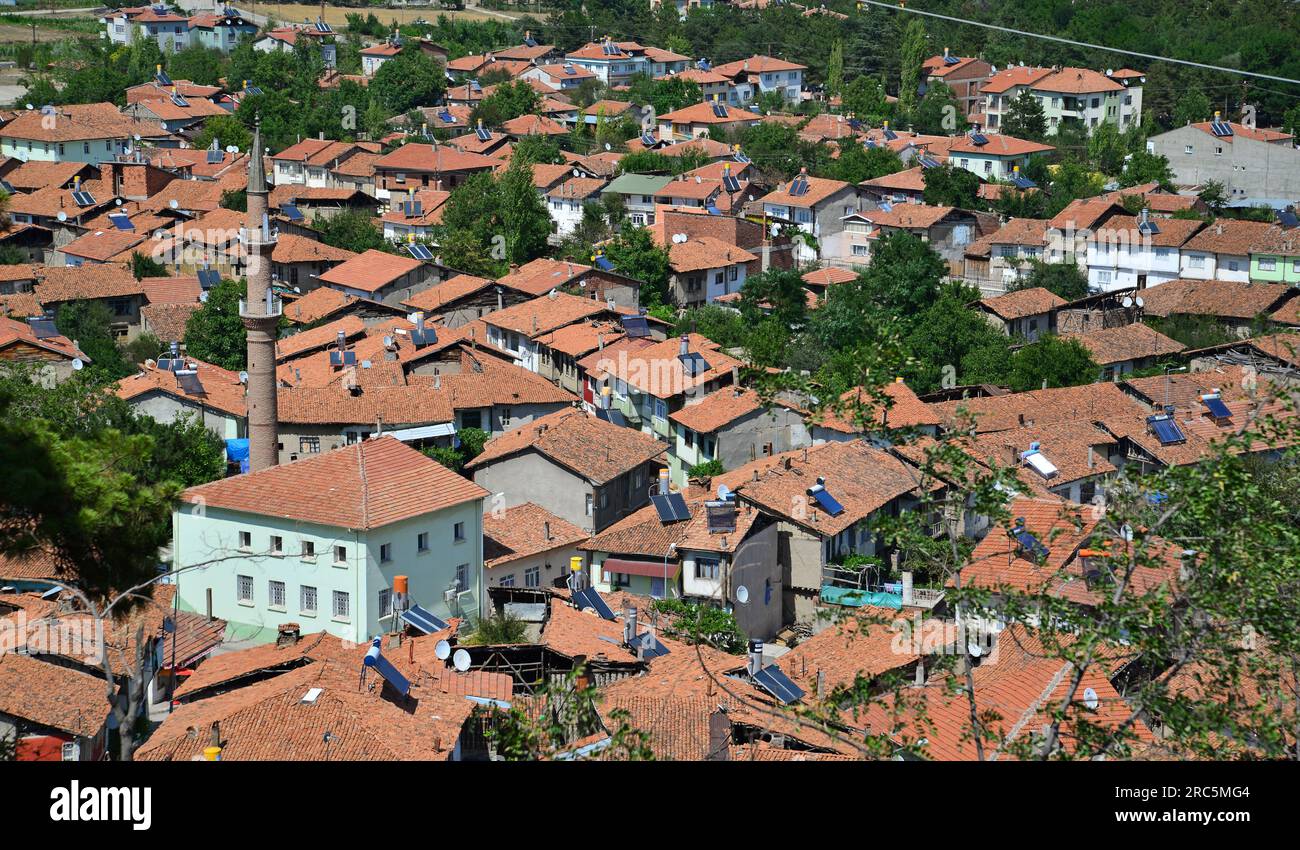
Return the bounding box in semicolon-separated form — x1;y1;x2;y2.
716;483;731;500
383;335;394;347
572;168;580;177
169;199;179;210
967;641;984;657
56;211;67;222
225;145;237;153
604;142;611;151
114;198;123;206
23;103;32;110
1121;296;1133;308
199;292;209;303
1135;297;1144;308
434;639;451;660
238;370;248;383
1083;687;1100;710
133;134;141;142
769;223;780;237
734;585;749;605
452;649;471;672
71;358;84;371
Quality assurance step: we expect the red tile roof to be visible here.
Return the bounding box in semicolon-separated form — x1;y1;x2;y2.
483;502;589;569
316;249;425;293
465;408;665;485
116;356;247;418
978;287;1067;320
1061;323;1185;366
181;436;488;529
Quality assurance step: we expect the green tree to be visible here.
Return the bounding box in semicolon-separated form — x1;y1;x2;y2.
828;141;904;185
472;80;540;126
317;209;388;254
129;252;168;281
904;284;1013;391
896;18;927;117
826;39;844;99
1006;334;1099;391
841;75;891;124
740;268;807;330
191;114;251;156
604;227;671;309
1171;89;1213;129
626;74;702;116
53;300;131;380
464;612;529;645
166;45;224;87
1009;260;1089;301
1086;120;1127;176
913;82;965;135
921;163;981;209
183;278;246;371
512;133;564;166
1197;180;1229;214
370;50;446;114
1121;150;1176;190
1001;89;1048;142
497;158;552;266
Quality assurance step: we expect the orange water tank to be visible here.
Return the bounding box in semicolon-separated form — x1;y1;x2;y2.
394;575;409;594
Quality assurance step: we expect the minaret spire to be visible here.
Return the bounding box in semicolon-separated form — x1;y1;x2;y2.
240;117;280;471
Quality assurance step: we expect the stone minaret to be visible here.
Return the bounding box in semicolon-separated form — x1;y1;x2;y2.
240;120;280;472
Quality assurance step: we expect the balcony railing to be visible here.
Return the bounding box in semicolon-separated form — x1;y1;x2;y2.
239;293;282;320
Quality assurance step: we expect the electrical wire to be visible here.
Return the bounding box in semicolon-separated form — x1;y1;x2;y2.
853;0;1300;86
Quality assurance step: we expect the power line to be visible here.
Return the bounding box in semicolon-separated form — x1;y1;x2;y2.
855;0;1300;87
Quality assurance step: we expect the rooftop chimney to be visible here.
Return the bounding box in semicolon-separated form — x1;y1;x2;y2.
623;601;638;647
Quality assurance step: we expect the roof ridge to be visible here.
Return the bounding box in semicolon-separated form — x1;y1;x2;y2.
357;439;370;530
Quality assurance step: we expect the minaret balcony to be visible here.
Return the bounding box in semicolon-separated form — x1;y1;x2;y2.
238;226;279;249
240;294;283;320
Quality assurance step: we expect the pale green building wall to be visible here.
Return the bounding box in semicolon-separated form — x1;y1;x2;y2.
172;498;485;646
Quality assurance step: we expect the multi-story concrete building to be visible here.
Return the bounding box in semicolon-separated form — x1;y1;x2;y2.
982;65;1144;135
173;436;489;644
712;55;806;103
1146;117;1300;207
465;408;667;535
921;50;993;118
759;172;862;264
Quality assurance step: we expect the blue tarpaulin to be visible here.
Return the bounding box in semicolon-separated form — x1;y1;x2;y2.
820;584;903;609
225;438;250;473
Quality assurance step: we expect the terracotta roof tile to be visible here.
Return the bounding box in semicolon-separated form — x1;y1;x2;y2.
1061;323;1185;366
116;356;247;417
812;382;940;433
181;436;488;528
979;287;1067;320
141;302;199;343
483;291;608;337
316;249;424;293
930;383;1147;433
587;333;742;400
465;408;664;485
0;653;108;738
1139;278;1289;321
722;440;928;536
483;503;588;569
